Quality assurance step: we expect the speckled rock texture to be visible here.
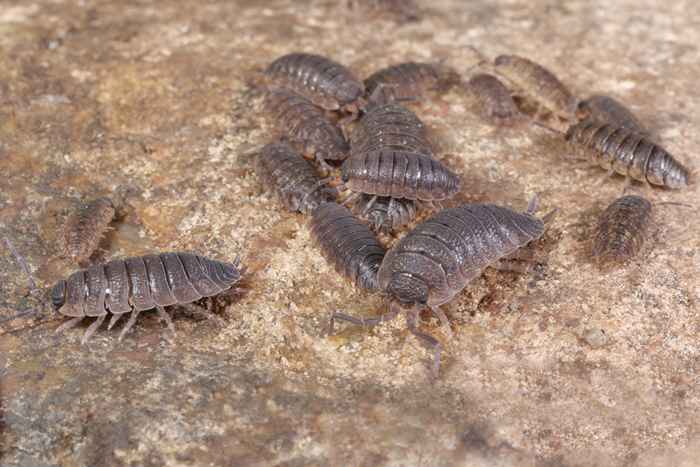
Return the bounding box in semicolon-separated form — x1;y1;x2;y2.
1;1;699;466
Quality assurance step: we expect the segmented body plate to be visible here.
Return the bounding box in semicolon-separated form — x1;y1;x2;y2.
566;119;689;189
577;95;649;136
466;73;523;126
265;53;365;112
356;194;417;234
593;195;652;264
61;197;115;263
341;149;461;201
309;203;386;291
264;89;349;161
256;142;337;214
364;62;456;103
378;204;545;307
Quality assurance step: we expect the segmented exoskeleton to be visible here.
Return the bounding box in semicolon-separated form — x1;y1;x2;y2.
309;203;386;291
50;252;242;343
566;119;689;189
577;95;650;137
364;62;459;104
255;141;337;214
61;197;115;264
355;194;417;234
466;73;524;126
592;195;652;265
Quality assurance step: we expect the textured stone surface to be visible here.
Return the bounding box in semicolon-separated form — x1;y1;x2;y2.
1;1;698;466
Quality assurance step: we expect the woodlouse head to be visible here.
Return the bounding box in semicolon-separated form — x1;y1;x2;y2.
50;280;67;311
385;272;429;307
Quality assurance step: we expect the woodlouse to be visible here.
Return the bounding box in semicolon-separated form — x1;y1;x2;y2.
50;252;242;343
264;89;350;167
592;194;652;266
566;119;689;189
341;149;461;201
577;95;650;136
493;54;578;121
309;202;386;291
265;53;365;117
346;0;421;24
255;141;337;214
364;62;459;104
466;73;524;126
355;194;417;234
332;201;548;376
61;197;115;264
349;102;434;158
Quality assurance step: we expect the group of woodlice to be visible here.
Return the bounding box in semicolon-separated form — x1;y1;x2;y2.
8;50;692;379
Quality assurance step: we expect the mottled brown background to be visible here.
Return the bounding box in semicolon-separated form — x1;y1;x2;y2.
1;1;698;466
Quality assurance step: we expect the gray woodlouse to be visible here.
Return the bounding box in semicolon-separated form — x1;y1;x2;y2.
264;89;350;167
466;73;525;127
355;194;417;234
50;252;242;343
265;53;366;117
577;95;650;136
61;197;115;264
566;119;690;189
493;54;578;121
349;102;434;158
309;202;386;291
364;62;459;104
592;195;652;266
332;201;548;377
341;149;461;201
255;141;338;214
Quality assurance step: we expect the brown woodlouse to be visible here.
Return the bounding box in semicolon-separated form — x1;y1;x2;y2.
566;119;690;189
364;62;459;104
592;195;652;266
346;0;421;24
255;141;337;214
465;73;525;127
309;202;386;291
355;194;417;234
349;102;434;158
341;149;461;201
493;54;578;121
265;53;365;117
264;89;350;167
50;252;242;343
332;201;549;377
61;197;115;264
577;95;650;137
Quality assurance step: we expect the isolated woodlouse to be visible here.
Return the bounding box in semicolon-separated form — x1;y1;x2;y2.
255;141;337;214
341;149;461;201
364;62;459;104
355;194;417;234
346;0;421;24
566;119;689;189
466;73;524;126
349;102;434;158
264;89;350;167
577;95;650;136
309;202;386;291
493;54;578;120
50;252;242;343
332;201;549;376
265;53;365;117
61;197;115;264
592;195;652;266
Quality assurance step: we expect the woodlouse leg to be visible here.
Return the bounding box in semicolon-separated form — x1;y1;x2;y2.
340;192;362;207
55;316;84;335
314;155;335;175
3;236;38;291
118;309;142;341
180;303;226;327
430;306;453;340
361;195;378;215
527;195;540;214
81;314;107;344
407;307;442;379
492;259;533;274
156;306;176;337
107;313;123;330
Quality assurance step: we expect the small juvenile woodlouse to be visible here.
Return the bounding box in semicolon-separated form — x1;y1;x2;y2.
255;141;337;214
341;149;461;201
364;62;459;104
346;0;421;24
592;194;652;266
265;53;366;117
566;119;690;189
61;197;116;264
493;54;578;121
332;200;550;376
465;73;525;127
264;89;350;167
577;95;650;137
309;202;386;291
349;102;434;158
355;194;417;234
50;252;242;343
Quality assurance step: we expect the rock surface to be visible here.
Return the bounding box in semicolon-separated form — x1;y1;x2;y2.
1;1;698;466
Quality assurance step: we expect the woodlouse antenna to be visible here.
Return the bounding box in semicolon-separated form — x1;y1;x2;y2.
4;236;38;291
